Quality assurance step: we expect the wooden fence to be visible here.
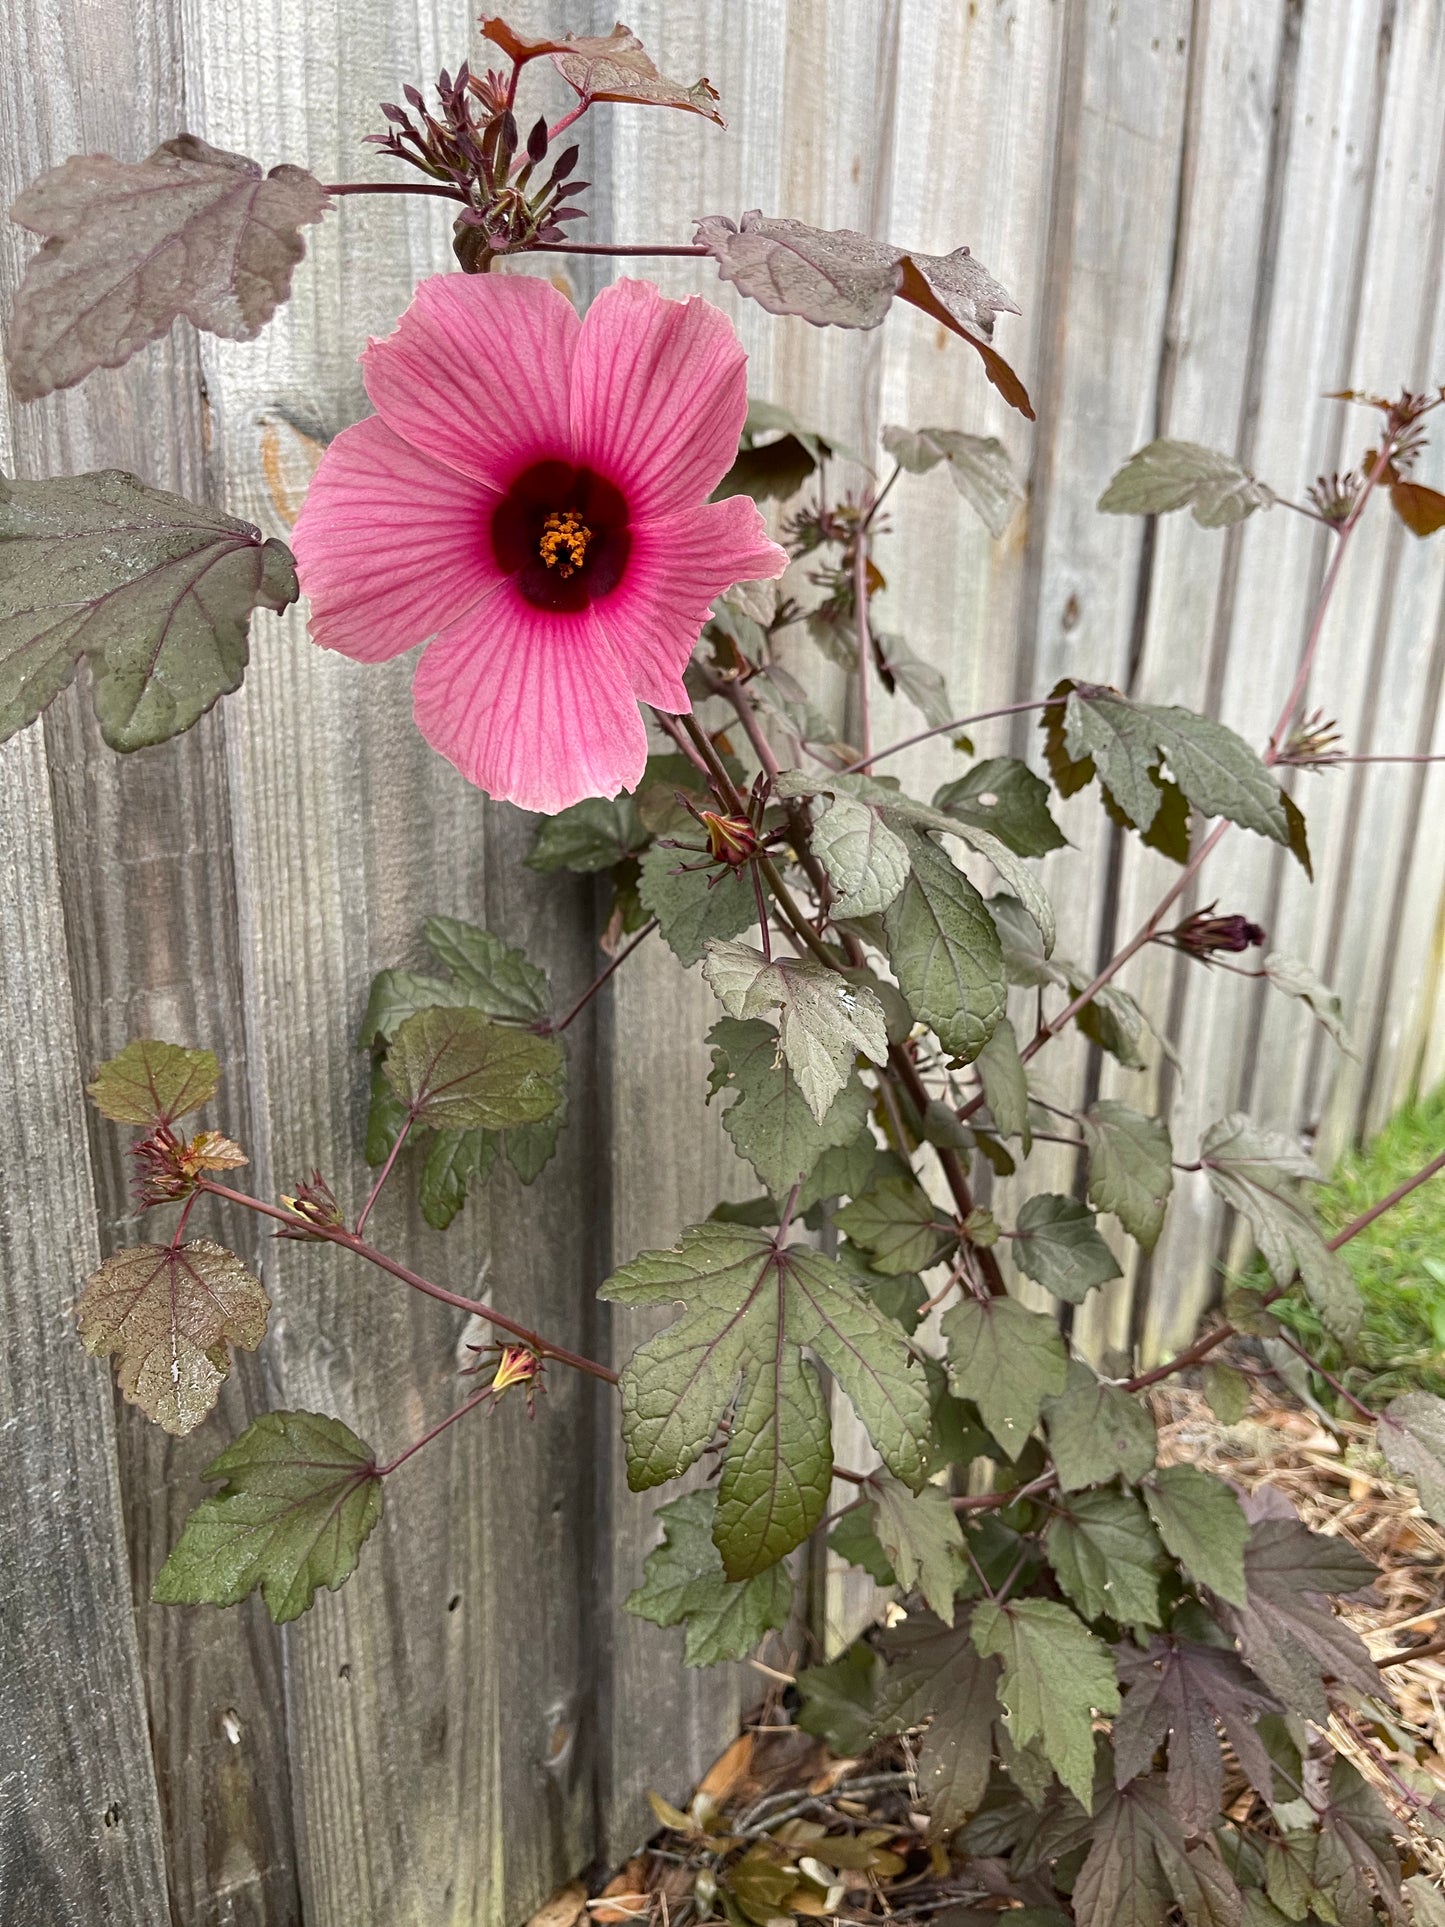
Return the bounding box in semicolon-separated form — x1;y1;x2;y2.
3;1;1444;1921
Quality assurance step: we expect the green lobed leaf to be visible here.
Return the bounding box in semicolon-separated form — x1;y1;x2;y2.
701;940;888;1124
600;1221;929;1578
795;1639;882;1754
708;1016;871;1199
828;1502;897;1586
837;1173;956;1276
941;1296;1068;1460
77;1239;268;1437
1;469;295;748
1379;1393;1445;1528
1063;683;1290;849
975;1017;1031;1146
881;425;1025;538
1098;438;1273;527
421;917;551;1022
152;1410;381;1623
872;1472;966;1623
1200;1113;1361;1342
1013;1195;1122;1304
1045;1360;1157;1490
797;1130;879;1216
1263;952;1357;1057
871;1610;1001;1833
639;840;758;968
971;1596;1120;1807
625;1488;792;1667
86;1037;220;1126
883;826;1006;1062
526;795;645;874
417;1128;500;1230
384;1006;563;1132
1142;1465;1250;1606
933;757;1067;859
1045;1488;1164;1628
1081;1101;1174;1252
810;790;911;918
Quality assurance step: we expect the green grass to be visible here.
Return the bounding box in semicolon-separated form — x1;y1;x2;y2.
1274;1087;1445;1402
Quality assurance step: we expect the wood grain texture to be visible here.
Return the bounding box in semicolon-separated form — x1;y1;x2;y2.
0;0;301;1918
182;3;600;1922
0;739;171;1920
5;2;1445;1919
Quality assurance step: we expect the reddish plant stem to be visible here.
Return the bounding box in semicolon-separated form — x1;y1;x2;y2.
197;1179;619;1385
1378;1632;1445;1670
1303;752;1445;767
527;241;710;256
547;919;658;1034
376;1384;495;1477
852;526;875;771
324;180;468;200
1273;1329;1379;1422
546;100;588;143
651;708;711;776
835;698;1057;775
170;1190;200;1248
886;1044;1006;1298
354;1112;413;1238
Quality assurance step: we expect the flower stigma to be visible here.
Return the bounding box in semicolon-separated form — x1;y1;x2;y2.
539;508;591;578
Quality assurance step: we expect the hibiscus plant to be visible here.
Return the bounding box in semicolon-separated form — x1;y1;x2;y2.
7;16;1445;1927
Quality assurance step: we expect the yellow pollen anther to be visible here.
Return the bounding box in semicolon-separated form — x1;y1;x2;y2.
539;509;591;577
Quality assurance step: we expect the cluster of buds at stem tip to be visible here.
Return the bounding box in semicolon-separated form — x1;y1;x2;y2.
132;1123;247;1205
462;1340;546;1417
1277;709;1344;768
367;65;589;269
1165;904;1267;960
276;1170;346;1240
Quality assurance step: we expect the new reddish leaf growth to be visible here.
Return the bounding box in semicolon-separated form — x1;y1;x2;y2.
480;18;725;124
76;1239;269;1436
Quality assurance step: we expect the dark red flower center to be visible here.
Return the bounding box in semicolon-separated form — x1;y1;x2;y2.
491;460;631;612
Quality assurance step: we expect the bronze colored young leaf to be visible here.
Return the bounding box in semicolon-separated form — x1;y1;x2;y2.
152;1410;381;1622
7;134;329;400
480;17;724;123
1390;479;1445;537
384;1006;564;1132
693;213;1032;417
1;470;296;748
77;1239;269;1435
87;1038;220;1126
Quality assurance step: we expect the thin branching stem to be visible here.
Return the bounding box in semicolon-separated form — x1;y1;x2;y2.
197;1179;619;1384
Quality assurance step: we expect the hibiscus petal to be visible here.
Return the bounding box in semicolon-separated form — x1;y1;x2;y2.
293;414;502;662
412;588;649;814
598;496;789;709
361;272;579;488
570;280;750;519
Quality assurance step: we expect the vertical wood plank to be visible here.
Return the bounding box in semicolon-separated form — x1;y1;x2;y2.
182;4;601;1921
0;730;171;1920
0;0;300;1917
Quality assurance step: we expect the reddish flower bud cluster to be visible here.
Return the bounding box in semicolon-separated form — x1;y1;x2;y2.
132;1124;248;1206
1171;906;1266;959
276;1171;346;1240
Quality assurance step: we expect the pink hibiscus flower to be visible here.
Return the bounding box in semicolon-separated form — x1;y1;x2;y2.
292;272;787;813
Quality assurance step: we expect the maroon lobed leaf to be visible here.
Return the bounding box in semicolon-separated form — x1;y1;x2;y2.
693;212;1033;418
1073;1775;1241;1927
480;17;724;123
1214;1516;1382;1721
7;134;329;401
1114;1636;1282;1832
869;1610;1001;1834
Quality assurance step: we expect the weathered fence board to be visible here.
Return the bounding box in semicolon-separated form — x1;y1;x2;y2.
4;3;1445;1922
